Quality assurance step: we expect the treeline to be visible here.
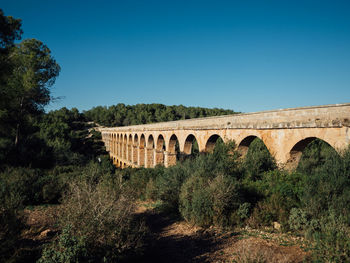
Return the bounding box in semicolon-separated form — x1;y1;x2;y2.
84;103;236;127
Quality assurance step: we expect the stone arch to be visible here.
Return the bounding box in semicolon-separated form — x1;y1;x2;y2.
116;134;120;156
133;134;139;165
286;137;336;170
167;134;179;166
111;133;114;154
119;134;123;159
238;135;260;156
147;134;155;148
123;134;127;161
205;134;223;153
168;134;179;154
115;133;118;155
156;134;166;151
128;134;133;163
155;134;165;166
139;134;146;167
237;135;273;158
183;134;199;157
146;134;155;167
114;133;117;154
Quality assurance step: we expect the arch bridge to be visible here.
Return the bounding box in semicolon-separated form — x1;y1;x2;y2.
99;103;350;170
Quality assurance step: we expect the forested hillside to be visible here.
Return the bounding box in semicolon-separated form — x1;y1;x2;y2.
84;103;236;127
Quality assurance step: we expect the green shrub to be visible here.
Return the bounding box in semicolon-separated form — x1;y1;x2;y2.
179;174;245;228
155;164;189;210
248;200;276;228
288;208;308;232
38;225;88;263
0;167;43;205
210;174;244;227
56;176;146;261
310;212;350;262
0;175;24;261
179;176;212;227
246;170;305;228
236;202;251;222
301;148;350;221
297;138;340;175
125;167;164;200
242;138;276;180
145;178;158;200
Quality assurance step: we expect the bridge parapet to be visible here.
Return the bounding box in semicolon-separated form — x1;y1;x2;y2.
100;103;350;132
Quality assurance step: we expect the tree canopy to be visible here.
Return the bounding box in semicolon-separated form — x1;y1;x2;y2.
84;103;237;127
0;9;60;164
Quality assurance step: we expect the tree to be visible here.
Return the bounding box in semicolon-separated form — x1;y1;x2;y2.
0;8;22;83
0;9;22;163
8;39;60;146
0;10;61;165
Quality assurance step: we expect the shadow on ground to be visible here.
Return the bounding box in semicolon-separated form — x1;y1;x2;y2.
134;210;223;263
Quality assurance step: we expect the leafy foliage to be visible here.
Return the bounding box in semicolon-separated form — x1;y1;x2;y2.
242;137;277;180
0;9;60;166
84;103;237;127
38;225;88;263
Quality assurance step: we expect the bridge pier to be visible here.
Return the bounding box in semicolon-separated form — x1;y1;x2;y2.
154;149;164;166
133;145;138;166
145;147;154;168
164;151;177;167
138;147;145;167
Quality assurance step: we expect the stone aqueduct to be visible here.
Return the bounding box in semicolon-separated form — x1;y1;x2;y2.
99;104;350;170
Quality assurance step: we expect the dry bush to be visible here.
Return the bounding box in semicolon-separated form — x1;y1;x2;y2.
57;178;145;259
210;174;243;227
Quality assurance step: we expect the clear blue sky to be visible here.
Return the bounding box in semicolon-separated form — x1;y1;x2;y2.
2;0;350;113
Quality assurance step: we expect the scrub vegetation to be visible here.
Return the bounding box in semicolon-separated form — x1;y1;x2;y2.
1;8;349;263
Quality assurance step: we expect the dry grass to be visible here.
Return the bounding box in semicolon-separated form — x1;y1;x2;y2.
231;237;307;263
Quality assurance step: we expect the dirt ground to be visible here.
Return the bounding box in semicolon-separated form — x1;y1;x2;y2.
18;203;310;262
135;202;310;263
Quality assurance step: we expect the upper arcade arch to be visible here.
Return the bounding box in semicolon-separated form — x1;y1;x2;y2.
123;134;127;161
139;134;146;167
285;136;337;170
237;135;268;156
155;134;166;166
167;134;179;166
205;134;223;153
147;134;155;148
183;134;199;155
156;134;165;151
146;134;155;168
128;134;133;163
116;134;120;156
133;134;139;165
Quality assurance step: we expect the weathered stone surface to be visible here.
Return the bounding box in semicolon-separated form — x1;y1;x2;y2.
99;103;350;169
